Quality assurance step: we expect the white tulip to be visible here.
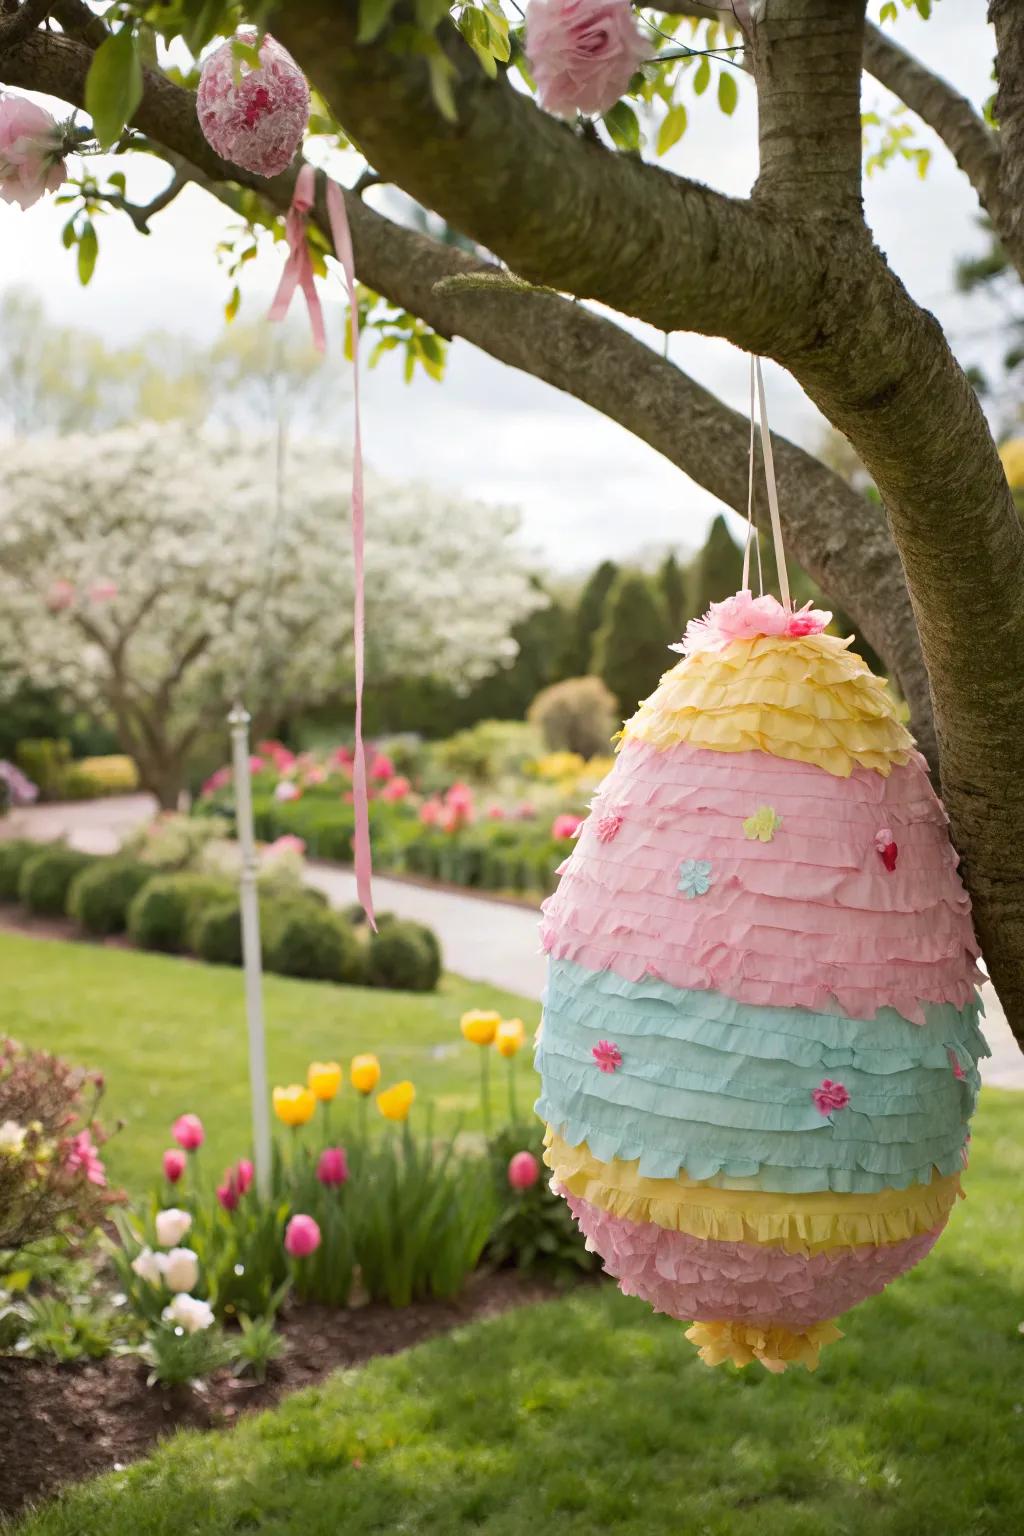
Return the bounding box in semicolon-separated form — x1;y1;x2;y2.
161;1247;199;1293
155;1207;192;1247
162;1293;215;1335
130;1246;165;1287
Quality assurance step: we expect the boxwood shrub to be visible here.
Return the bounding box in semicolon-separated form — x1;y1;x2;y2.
366;919;440;992
0;840;40;901
127;873;236;953
18;848;100;916
263;905;364;985
67;859;155;936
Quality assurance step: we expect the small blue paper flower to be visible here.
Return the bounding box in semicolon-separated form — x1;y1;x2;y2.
678;858;713;899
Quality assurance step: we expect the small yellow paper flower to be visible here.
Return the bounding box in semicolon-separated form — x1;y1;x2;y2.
460;1009;501;1046
272;1084;317;1127
377;1080;416;1122
307;1061;342;1101
742;806;783;843
350;1053;381;1095
494;1018;526;1058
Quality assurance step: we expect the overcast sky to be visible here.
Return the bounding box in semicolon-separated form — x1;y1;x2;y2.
0;0;1004;572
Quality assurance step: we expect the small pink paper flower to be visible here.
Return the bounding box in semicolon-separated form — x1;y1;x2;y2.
508;1151;541;1190
317;1146;349;1186
948;1049;966;1081
172;1113;204;1151
284;1213;321;1258
812;1079;850;1115
0;94;66;209
552;813;584;840
525;0;648;119
162;1148;186;1184
592;1040;622;1073
874;828;899;872
596;811;623;843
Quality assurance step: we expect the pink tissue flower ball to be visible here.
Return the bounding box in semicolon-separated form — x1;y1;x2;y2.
197;31;310;178
172;1113;205;1151
317;1146;349;1187
525;0;649;119
284;1213;322;1258
0;94;66;210
508;1151;541;1191
162;1148;187;1184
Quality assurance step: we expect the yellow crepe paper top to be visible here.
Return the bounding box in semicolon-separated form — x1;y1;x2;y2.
621;633;913;778
543;1130;960;1257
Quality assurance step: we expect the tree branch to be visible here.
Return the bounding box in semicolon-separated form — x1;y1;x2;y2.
989;1;1024;284
0;0;53;49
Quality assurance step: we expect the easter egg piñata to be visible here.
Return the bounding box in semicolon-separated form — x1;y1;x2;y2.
537;588;987;1373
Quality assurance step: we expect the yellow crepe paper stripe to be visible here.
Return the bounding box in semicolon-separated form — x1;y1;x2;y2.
684;1319;843;1373
621;633;914;778
544;1130;960;1256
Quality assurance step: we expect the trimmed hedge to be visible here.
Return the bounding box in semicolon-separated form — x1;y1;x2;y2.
0;840;40;901
366;919;440;992
264;905;365;985
127;873;236;954
194;900;244;967
19;848;99;916
67;859;154;936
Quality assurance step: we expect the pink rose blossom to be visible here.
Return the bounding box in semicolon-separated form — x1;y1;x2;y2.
172;1113;205;1151
64;1129;105;1187
316;1146;349;1186
284;1213;321;1258
525;0;648;119
592;1040;622;1073
677;590;832;657
45;578;76;613
162;1148;186;1184
197;31;309;178
812;1079;850;1115
382;775;411;802
508;1151;541;1190
595;811;623;843
552;813;584;840
0;95;66;210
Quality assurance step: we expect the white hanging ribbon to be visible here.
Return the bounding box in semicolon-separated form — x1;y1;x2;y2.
752;355;792;611
741;354;764;596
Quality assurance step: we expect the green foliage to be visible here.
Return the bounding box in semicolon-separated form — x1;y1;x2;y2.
366;920;440;993
3;1292;119;1363
67;858;154;936
430;720;540;784
142;1320;230;1389
658;552;687;639
593;571;670;718
263;906;365;985
14;738;71;800
564;559;619;677
127;873;235;954
18;847;99;917
0;840;38;901
85;25;144;149
862;106;932;180
527;676;618;758
486;1124;599;1280
687;512;742;619
354;286;450;383
231;1312;285;1382
193;899;244;967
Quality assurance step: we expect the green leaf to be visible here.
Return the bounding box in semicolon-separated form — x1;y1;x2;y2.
77;220;98;286
85;27;144;150
427;49;458;123
61;217;77;250
880;1;897;20
656;102;688;156
107;170;127;194
717;69;738;116
358;0;399;44
603;100;641;152
225;284;241;322
693;55;711;96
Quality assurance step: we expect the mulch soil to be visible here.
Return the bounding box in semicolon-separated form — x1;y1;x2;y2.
0;1269;562;1521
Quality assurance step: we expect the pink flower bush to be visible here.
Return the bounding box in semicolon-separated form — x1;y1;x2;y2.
486;804;507;821
371;753;395;782
63;1129;106;1187
257;739;296;772
274;780;301;803
162;1148;186;1184
266;834;306;858
317;1146;349;1186
420;797;443;827
508;1151;541;1190
812;1079;850;1115
515;802;537;821
678;590;832;657
201;765;232;798
172;1113;204;1151
0;94;66;209
284;1213;321;1258
382;775;411;803
552;813;584;840
525;0;648;119
197;31;309;178
249;755;266;774
592;1040;622;1074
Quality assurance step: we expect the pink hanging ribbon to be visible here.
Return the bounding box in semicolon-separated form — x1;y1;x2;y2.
269;164;375;927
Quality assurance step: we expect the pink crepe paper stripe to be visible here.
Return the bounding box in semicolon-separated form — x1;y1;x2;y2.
269;167;374;925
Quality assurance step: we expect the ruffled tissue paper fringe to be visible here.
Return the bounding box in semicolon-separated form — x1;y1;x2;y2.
684;1319;844;1374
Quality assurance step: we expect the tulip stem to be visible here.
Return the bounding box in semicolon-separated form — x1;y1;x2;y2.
507;1057;518;1126
480;1046;492;1134
358;1094;368;1144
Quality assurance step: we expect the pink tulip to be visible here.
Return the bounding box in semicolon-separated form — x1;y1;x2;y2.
0;94;66;209
216;1157;254;1210
525;0;648;119
172;1113;204;1151
284;1213;321;1258
236;1158;254;1193
508;1151;541;1191
163;1148;187;1184
317;1146;349;1187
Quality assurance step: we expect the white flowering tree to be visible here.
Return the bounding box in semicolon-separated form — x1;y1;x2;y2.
0;424;542;805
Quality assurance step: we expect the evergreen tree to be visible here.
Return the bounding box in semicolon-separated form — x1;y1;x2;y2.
686;514;742;619
658;552;687;640
563;559;619;676
593;572;671;719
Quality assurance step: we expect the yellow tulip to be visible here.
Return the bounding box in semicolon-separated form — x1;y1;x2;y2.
494;1018;526;1058
460;1009;501;1047
376;1080;416;1122
307;1061;342;1101
350;1053;382;1095
272;1084;317;1128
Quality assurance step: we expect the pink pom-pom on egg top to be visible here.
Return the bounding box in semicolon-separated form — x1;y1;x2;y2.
197;31;309;178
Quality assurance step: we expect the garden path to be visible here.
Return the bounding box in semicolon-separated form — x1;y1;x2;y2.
6;793;1023;1087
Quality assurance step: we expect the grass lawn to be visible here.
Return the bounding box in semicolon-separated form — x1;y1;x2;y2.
5;1088;1024;1535
0;931;540;1190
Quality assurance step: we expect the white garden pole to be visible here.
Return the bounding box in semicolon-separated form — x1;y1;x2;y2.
228;702;272;1199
